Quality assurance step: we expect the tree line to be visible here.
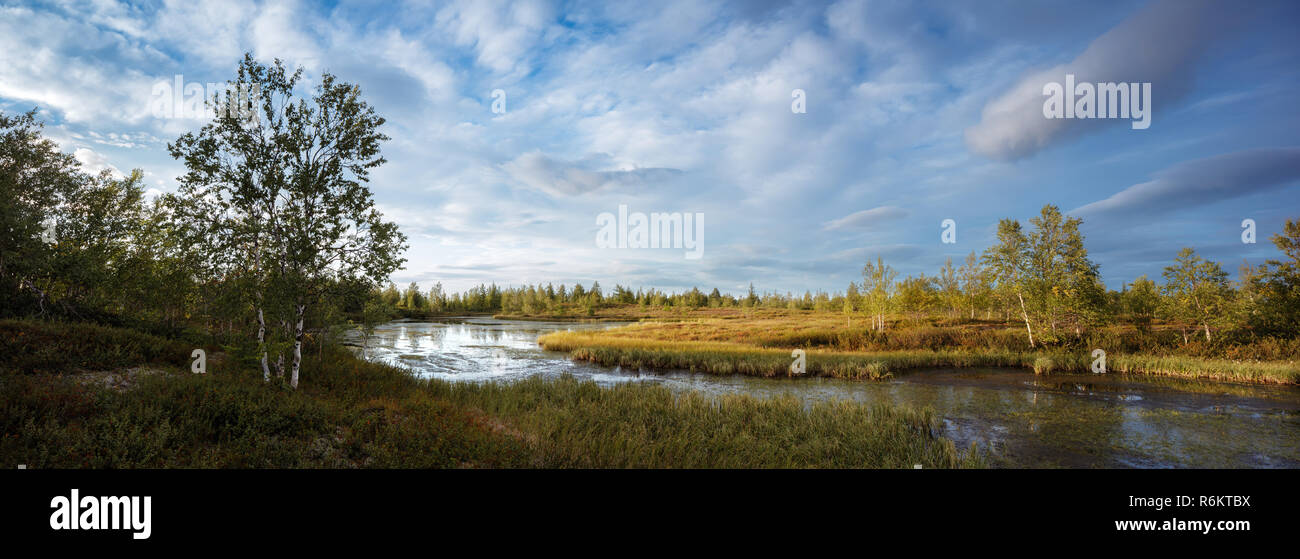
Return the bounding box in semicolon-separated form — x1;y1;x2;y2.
379;280;735;316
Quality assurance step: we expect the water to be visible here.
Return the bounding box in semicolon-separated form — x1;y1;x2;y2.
349;317;1300;468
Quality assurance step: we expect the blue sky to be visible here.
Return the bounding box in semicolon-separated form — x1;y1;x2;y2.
2;0;1298;295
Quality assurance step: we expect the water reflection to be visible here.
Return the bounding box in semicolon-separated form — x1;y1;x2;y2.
348;317;1300;469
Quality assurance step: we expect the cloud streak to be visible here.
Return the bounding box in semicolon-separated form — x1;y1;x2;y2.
502;151;682;196
1071;147;1300;217
823;206;908;230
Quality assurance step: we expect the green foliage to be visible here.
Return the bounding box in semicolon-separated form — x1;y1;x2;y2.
0;110;81;316
400;282;424;309
0;111;188;322
981;206;1104;346
957;251;992;319
1026;205;1104;338
937;257;961;316
861;256;897;331
1161;247;1232;342
1249;219;1300;336
895;274;937;323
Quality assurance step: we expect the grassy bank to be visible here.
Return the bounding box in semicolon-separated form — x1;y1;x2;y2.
434;375;979;468
1;319;979;468
538;325;1300;385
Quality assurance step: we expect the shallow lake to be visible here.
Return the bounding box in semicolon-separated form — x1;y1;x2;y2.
349;317;1300;468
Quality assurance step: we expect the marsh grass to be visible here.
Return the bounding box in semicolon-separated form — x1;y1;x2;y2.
540;328;1300;385
429;375;981;468
528;307;1300;363
1;319;979;468
1104;354;1298;384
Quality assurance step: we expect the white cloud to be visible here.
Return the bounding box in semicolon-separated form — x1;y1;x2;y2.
73;147;124;178
0;5;162;124
965;0;1239;161
250;0;322;69
435;0;555;76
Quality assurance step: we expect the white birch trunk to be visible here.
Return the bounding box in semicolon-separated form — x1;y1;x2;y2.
290;303;305;389
1016;290;1035;348
257;307;269;381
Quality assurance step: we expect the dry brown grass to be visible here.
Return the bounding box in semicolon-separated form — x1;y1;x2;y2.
538;314;1300;385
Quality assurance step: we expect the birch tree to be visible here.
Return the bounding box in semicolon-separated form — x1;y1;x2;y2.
843;281;860;327
1123;275;1160;332
957;251;990;319
983;219;1035;347
169;54;406;388
937;257;960;317
1161;248;1230;342
1025;205;1102;339
896;274;936;323
861;257;896;332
